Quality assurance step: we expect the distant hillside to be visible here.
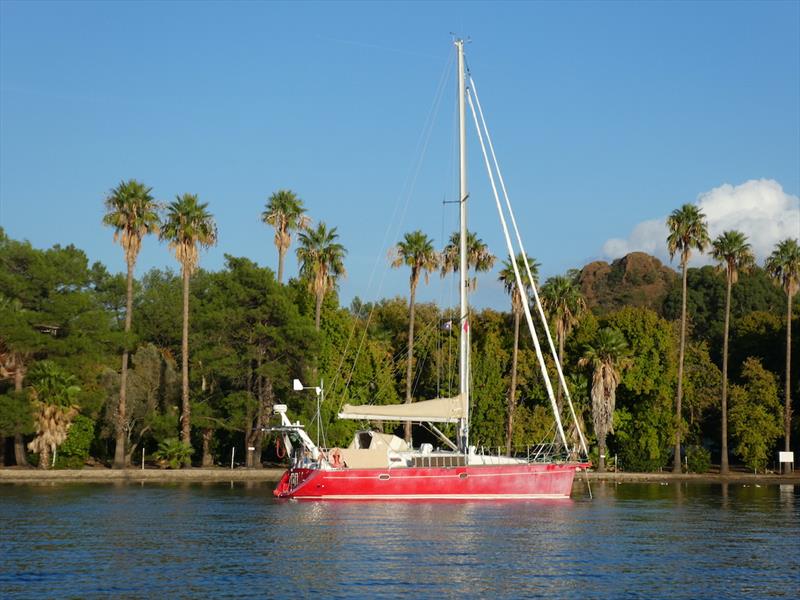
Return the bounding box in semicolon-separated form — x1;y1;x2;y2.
579;252;678;315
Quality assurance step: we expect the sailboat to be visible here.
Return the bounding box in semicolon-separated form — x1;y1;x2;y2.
270;40;590;500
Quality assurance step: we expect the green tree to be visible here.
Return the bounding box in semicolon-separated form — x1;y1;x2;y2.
541;273;586;412
134;269;182;353
192;256;316;466
711;230;755;473
605;307;676;472
0;233;43;466
498;253;538;455
764;238;800;452
0;232;117;464
160;194;217;464
26;361;81;469
0;298;36;466
729;357;783;472
667;203;710;472
55;413;94;469
579;327;631;472
440;230;496;288
390;231;439;442
261;189;309;284
470;329;508;449
730;311;785;377
102;179;160;469
0;390;34;463
101;343;180;466
296;222;347;330
155;438;193;469
682;341;721;446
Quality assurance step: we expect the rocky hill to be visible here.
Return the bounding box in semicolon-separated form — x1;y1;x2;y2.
579;252;678;315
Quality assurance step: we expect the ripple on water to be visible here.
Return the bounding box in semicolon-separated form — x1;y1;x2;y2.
1;481;798;599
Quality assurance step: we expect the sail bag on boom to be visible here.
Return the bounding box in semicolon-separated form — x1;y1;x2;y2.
338;395;464;423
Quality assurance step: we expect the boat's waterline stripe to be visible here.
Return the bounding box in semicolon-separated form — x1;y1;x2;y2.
327;469;578;481
291;493;570;500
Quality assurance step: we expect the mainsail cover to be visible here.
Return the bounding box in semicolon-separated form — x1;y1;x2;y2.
338;396;464;423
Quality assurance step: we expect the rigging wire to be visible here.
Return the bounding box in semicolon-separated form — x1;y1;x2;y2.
331;49;456;411
465;85;569;451
468;75;589;457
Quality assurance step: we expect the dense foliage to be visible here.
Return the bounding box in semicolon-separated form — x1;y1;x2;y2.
1;205;797;472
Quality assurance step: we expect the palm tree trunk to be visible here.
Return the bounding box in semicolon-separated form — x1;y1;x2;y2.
13;367;29;467
674;261;688;473
314;291;323;331
506;309;520;456
404;278;418;443
201;428;213;467
556;324;566;413
14;434;28;467
38;442;51;470
277;246;286;284
180;267;191;467
784;291;794;452
253;355;267;469
720;273;732;474
245;363;255;468
114;258;135;469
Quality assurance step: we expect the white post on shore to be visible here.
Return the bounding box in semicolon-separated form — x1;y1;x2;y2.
142;447;145;470
230;447;235;470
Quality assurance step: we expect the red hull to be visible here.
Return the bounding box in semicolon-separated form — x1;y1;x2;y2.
274;463;587;500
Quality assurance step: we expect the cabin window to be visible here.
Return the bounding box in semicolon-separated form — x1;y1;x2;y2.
357;432;372;449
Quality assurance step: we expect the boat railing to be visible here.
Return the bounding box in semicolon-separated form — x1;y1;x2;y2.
306;444;571;466
473;444;570;463
525;443;562;463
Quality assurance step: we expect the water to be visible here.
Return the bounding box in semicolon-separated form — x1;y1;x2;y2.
1;481;798;599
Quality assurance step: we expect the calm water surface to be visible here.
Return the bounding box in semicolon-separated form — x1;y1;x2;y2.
1;481;798;599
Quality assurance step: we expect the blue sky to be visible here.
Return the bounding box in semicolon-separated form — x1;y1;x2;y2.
1;1;798;309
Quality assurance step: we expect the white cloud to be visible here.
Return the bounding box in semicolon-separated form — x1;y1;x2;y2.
602;179;800;266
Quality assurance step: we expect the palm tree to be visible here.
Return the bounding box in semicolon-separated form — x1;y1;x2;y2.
261;189;310;284
541;274;587;412
26;361;80;470
498;253;539;455
160;194;217;464
578;327;630;472
391;231;439;442
765;238;800;452
102;179;160;468
296;222;347;330
711;230;755;473
667;203;709;473
440;230;496;287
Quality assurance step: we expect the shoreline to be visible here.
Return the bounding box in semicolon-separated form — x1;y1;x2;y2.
1;467;798;485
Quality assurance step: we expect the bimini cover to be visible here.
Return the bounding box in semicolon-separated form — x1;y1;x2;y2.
338;396;463;423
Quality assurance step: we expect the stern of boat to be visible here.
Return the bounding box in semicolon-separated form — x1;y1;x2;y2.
273;467;318;498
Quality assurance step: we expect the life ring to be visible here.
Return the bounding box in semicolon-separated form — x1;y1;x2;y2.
331;448;343;469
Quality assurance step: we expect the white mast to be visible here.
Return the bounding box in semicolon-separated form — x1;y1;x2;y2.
456;38;469;454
